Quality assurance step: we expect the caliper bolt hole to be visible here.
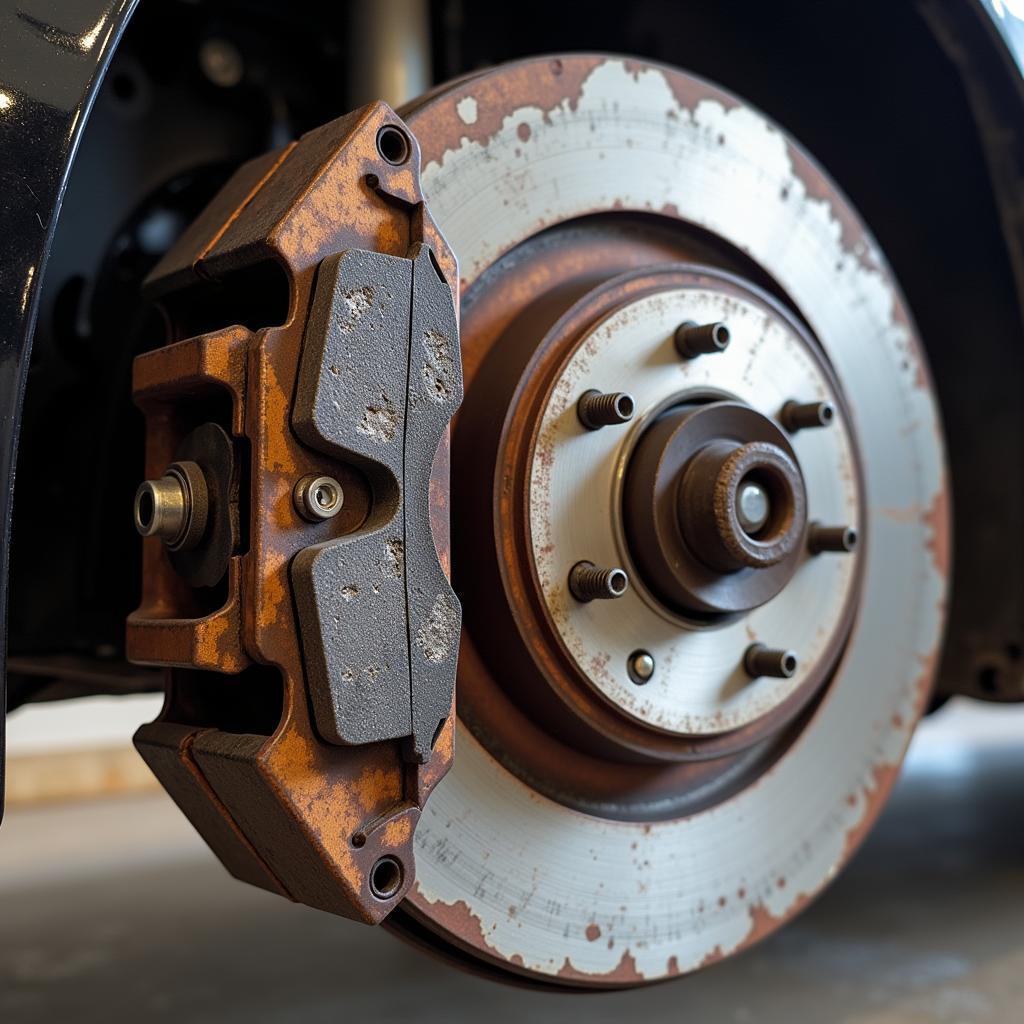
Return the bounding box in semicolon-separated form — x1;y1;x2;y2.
369;856;404;900
376;124;411;165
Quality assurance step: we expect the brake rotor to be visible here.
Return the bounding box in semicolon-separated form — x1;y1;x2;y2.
390;55;949;986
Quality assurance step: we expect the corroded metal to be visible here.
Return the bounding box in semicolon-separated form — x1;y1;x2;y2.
576;389;635;430
128;101;460;924
674;319;731;359
394;54;950;987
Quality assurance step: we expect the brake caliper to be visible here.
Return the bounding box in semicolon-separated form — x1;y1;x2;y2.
128;105;462;922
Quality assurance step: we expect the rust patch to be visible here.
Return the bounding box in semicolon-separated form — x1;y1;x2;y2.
698;945;726;970
585;922;601;942
923;483;951;578
786;142;884;274
412;897;495;958
841;762;901;861
406;57;604;166
556;950;644;985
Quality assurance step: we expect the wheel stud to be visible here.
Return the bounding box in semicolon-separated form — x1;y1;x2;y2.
744;644;799;678
569;561;629;602
780;400;834;432
577;389;635;430
808;522;858;554
675;320;731;359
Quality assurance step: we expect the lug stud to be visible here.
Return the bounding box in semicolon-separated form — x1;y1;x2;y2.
808;522;858;554
294;475;344;522
577;389;635;430
628;649;656;684
780;400;835;432
569;561;629;602
675;320;731;359
744;644;799;679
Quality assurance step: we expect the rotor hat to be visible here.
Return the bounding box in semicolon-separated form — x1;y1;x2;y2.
624;399;809;617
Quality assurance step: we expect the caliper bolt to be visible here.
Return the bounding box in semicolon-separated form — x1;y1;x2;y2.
577;389;636;430
569;561;630;602
628;650;656;685
134;462;208;551
744;643;799;679
294;475;344;522
808;523;858;554
675;320;731;359
780;400;835;432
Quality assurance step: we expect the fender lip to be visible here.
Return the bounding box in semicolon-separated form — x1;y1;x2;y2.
0;0;138;822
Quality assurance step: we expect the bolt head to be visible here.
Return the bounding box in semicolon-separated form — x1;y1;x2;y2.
736;478;770;535
628;650;656;684
295;475;344;522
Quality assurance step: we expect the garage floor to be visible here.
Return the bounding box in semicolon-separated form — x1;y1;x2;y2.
1;699;1022;1023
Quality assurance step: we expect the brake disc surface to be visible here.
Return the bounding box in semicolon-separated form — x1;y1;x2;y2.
393;55;949;987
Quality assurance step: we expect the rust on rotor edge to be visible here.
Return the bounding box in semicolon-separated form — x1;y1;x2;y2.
396;53;951;986
128;101;458;925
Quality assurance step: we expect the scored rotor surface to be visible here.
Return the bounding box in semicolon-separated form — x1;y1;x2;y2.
394;55;949;987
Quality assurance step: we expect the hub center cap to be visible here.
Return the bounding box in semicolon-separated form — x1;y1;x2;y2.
625;399;809;614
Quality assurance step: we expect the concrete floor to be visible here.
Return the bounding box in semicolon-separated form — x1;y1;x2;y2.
1;699;1022;1023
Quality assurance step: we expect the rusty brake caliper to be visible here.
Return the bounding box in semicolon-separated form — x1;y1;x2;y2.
127;106;462;922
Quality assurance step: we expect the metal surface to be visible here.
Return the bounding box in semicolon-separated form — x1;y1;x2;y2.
347;0;431;108
567;562;629;603
532;277;859;736
127;99;461;924
809;523;859;555
134;468;195;547
745;644;799;680
293;475;344;523
576;390;635;430
780;400;835;433
395;54;948;986
675;319;731;359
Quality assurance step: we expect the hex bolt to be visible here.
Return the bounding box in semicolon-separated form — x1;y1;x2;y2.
577;389;636;430
675;320;731;359
808;522;858;554
134;462;208;551
568;561;630;602
780;400;835;432
628;650;656;685
744;643;799;679
294;475;344;522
